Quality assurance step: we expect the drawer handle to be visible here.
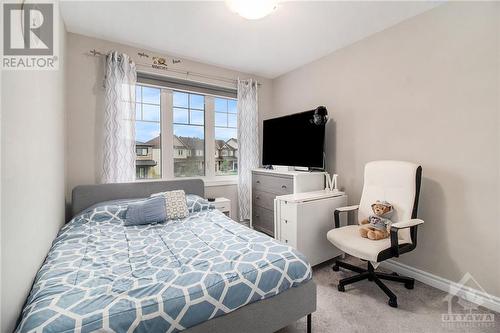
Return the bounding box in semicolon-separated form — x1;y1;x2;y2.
255;196;260;200
256;180;260;184
284;220;288;224
281;185;287;189
255;215;260;218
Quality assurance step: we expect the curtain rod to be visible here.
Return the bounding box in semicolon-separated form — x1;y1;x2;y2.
86;49;261;87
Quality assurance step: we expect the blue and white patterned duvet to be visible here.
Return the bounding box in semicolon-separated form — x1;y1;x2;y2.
16;202;312;332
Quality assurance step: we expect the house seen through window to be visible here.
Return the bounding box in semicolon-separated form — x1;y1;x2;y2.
215;97;238;175
173;91;206;177
134;83;238;180
135;85;162;179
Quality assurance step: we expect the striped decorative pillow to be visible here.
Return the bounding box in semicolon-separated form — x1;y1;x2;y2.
124;196;166;226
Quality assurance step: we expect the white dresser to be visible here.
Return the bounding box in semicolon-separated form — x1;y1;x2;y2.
274;190;348;266
251;169;325;236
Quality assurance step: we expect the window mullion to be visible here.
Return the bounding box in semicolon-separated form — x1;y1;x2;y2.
205;96;215;178
162;89;174;179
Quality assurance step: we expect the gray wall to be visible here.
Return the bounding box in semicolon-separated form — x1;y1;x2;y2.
0;15;68;333
270;2;500;297
65;33;272;217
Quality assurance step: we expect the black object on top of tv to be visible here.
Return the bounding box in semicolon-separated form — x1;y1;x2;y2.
262;107;327;169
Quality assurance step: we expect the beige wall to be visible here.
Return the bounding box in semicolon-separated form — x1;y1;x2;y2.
2;7;497;331
270;2;500;297
1;15;68;333
65;33;272;216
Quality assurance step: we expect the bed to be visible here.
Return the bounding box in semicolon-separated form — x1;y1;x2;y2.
16;180;316;333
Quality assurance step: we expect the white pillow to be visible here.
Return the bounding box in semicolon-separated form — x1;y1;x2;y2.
151;190;189;220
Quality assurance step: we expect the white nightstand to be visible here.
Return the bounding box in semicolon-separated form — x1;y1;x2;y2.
213;197;231;217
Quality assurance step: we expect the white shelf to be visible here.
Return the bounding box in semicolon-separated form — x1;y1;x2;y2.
252;168;325;177
276;190;345;203
275;191;348;266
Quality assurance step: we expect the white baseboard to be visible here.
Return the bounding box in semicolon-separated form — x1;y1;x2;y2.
381;259;500;313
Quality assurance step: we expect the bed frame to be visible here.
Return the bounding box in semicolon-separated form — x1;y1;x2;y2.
71;179;316;333
71;179;206;216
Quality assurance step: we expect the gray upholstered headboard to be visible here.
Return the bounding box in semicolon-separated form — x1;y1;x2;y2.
71;179;204;217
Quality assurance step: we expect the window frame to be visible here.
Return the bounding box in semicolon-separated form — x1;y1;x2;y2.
136;81;238;186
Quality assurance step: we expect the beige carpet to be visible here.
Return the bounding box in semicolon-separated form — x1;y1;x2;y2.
279;258;499;333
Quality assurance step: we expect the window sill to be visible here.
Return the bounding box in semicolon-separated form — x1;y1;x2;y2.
204;176;238;187
139;176;238;187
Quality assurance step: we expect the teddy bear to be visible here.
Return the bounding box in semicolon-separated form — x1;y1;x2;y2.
359;201;394;240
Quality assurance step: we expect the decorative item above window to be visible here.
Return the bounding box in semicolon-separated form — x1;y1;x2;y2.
152;56;168;70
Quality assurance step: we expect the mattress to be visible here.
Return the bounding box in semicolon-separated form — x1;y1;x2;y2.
16;201;312;332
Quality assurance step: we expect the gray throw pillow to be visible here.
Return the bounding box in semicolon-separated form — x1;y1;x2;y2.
124;196;166;226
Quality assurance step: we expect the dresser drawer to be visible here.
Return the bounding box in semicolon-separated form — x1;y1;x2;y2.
252;173;293;195
252;206;274;236
252;190;275;211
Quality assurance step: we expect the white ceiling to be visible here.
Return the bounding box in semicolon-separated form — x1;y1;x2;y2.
60;1;440;78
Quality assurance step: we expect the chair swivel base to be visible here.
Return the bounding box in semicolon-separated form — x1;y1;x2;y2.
332;259;414;308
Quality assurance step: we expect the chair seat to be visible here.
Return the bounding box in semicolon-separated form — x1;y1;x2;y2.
327;225;411;262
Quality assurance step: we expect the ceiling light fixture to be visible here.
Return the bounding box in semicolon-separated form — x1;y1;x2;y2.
226;0;279;20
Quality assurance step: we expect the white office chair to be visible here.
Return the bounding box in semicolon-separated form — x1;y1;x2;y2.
327;160;424;308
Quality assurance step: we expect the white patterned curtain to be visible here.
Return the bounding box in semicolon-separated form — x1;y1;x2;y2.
237;78;259;221
102;51;137;183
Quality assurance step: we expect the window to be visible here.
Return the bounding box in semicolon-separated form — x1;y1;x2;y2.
215;97;238;176
134;80;238;181
136;147;148;156
135;86;161;179
173;91;205;177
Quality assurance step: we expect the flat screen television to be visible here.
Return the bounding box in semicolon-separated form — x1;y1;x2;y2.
262;110;325;168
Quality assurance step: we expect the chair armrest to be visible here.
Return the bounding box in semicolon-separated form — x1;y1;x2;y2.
391;219;424;229
333;205;359;228
335;205;359;213
389;219;424;257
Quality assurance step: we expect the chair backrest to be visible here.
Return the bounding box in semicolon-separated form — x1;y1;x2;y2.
358;161;422;243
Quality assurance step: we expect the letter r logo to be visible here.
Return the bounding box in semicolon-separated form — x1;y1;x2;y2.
3;3;54;56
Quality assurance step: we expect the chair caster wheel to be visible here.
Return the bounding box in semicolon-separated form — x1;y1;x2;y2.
388;298;398;308
405;281;414;290
332;265;340;272
338;284;345;292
